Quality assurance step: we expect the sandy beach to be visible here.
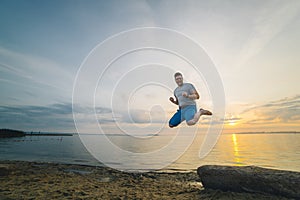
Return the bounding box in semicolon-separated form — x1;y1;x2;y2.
0;160;293;200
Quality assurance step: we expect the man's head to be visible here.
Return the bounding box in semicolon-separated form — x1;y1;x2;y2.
174;72;183;86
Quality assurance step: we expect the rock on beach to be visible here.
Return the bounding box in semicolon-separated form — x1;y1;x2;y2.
197;165;300;199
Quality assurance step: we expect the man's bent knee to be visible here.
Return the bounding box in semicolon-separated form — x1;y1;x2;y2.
169;121;180;128
169;124;176;128
186;120;196;126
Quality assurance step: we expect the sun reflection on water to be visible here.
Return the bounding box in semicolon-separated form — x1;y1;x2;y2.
232;133;243;165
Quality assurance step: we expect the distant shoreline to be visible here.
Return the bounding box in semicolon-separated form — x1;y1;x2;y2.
233;131;300;134
0;129;25;138
2;128;300;137
0;129;74;137
25;132;73;136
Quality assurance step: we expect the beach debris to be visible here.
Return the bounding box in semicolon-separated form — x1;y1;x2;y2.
197;165;300;199
0;165;10;176
63;168;92;175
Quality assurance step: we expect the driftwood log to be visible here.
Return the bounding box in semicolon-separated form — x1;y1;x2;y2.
197;165;300;199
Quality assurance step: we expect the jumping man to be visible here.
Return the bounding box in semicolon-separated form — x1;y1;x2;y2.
169;72;212;128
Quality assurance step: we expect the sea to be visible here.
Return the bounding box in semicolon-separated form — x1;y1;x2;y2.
0;132;299;172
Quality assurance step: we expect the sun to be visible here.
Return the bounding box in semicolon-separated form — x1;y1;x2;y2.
229;120;237;126
226;114;240;126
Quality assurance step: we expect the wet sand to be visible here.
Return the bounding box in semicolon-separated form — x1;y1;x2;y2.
0;161;292;199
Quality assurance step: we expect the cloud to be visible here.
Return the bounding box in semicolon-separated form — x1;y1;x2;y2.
0;101;170;132
0;47;73;89
0;103;113;131
121;108;167;124
235;1;300;68
0;107;74;132
195;115;240;126
4;95;298;132
241;95;300;125
0;46;75;105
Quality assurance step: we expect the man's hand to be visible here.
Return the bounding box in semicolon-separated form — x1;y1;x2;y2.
169;97;178;105
182;92;188;98
189;89;200;100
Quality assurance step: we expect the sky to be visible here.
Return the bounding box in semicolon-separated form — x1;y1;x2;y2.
0;0;300;133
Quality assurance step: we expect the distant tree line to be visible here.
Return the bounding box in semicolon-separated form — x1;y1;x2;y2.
0;129;25;138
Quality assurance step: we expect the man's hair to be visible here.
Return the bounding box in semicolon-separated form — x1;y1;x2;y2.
174;72;182;78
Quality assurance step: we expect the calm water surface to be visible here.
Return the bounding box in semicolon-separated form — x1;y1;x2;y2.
171;133;300;172
0;133;299;172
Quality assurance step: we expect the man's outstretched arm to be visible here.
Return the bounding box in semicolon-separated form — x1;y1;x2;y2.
169;96;179;105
